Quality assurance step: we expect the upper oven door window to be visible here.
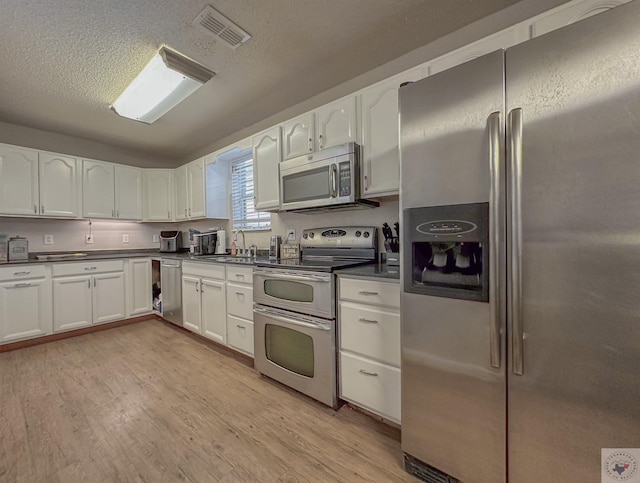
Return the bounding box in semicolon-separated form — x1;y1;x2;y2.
253;269;334;319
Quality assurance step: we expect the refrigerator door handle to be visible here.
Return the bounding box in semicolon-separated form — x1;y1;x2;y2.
508;107;524;376
488;110;502;369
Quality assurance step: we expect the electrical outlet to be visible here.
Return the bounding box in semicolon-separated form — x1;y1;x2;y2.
286;228;296;241
153;234;160;243
44;234;53;245
85;234;94;244
122;234;130;244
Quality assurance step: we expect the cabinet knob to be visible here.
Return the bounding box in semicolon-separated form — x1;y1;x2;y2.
318;134;324;149
33;205;37;213
308;138;313;152
41;204;44;213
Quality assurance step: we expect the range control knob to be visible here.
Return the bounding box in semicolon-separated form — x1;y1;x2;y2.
303;233;308;239
309;232;315;239
355;231;361;237
363;231;370;238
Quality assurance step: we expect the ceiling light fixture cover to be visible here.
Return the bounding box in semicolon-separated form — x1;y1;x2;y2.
111;47;215;124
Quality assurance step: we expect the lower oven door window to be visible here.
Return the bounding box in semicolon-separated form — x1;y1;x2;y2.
265;324;314;378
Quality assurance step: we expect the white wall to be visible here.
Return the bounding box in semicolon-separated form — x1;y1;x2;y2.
0;217;175;253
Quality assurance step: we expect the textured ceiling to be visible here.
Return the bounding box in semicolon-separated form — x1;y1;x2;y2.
0;0;522;163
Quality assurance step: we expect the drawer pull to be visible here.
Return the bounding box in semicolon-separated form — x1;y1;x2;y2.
235;273;245;278
359;369;379;377
84;266;97;271
358;291;379;296
236;324;246;329
358;318;378;324
235;292;244;296
14;282;31;288
13;271;31;275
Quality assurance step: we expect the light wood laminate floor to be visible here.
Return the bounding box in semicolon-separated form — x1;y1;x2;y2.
0;320;417;482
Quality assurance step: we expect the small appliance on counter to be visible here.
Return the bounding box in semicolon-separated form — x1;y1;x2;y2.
8;236;28;261
159;231;182;253
269;235;282;260
192;231;218;256
382;222;400;266
188;229;201;254
215;229;226;254
0;234;9;262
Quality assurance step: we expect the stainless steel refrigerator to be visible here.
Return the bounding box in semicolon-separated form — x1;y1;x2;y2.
399;2;640;482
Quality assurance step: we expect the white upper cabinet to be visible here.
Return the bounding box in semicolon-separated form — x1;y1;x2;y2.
175;158;206;221
39;152;80;218
0;143;39;216
315;96;358;150
83;160;115;218
187;158;206;219
143;169;173;221
82;160;142;220
115;165;142;220
252;127;281;212
529;0;631;37
282;97;358;160
282;112;314;160
359;65;426;197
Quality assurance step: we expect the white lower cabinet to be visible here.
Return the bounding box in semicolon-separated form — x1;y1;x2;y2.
182;262;227;342
0;265;52;343
338;276;401;424
127;258;152;317
52;261;125;332
225;265;254;356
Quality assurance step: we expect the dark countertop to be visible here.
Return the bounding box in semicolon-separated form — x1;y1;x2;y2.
336;262;400;280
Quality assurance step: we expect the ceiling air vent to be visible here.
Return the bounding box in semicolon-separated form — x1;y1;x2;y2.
193;6;251;49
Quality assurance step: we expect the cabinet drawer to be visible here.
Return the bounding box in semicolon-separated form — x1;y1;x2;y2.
227;314;254;356
52;260;124;277
181;261;225;280
0;264;47;281
226;282;253;320
340;301;400;366
340;352;401;423
339;277;399;308
225;265;253;285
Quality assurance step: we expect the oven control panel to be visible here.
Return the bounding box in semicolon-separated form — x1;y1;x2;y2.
301;226;376;248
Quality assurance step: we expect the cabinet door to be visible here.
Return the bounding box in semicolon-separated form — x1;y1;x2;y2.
128;259;151;317
53;276;92;332
227;314;254;356
115;165;143;220
174;165;188;221
182;276;202;333
529;0;630;37
0;279;52;343
0;144;39;216
39;152;80;217
187;159;206;219
201;278;226;344
226;282;253;320
316;96;357;150
93;272;126;324
360;67;424;197
252;127;281;211
282;113;314;159
143;169;173;221
82;159;115;218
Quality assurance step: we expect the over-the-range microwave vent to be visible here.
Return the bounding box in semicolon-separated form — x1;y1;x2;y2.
290;199;380;214
193;5;251;49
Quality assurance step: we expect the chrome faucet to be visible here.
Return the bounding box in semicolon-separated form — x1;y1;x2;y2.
233;229;246;255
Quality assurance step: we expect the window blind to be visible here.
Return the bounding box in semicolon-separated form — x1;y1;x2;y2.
231;157;271;230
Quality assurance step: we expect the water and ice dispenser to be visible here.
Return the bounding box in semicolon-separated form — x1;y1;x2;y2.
403;202;489;302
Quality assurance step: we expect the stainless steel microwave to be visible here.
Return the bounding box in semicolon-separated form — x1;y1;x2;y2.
279;142;378;212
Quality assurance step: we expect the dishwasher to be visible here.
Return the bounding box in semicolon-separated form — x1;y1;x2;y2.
160;258;183;327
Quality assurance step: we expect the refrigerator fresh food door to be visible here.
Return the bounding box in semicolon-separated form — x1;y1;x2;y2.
506;2;640;481
399;50;506;483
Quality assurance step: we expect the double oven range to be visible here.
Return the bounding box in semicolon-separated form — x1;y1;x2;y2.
253;226;377;408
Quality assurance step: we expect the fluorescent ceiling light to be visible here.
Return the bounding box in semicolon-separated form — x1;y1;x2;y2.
111;47;215;124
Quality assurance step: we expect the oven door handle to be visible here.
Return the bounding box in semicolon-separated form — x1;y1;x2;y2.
254;306;331;331
254;270;331;283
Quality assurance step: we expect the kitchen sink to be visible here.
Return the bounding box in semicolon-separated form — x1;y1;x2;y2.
203;256;264;264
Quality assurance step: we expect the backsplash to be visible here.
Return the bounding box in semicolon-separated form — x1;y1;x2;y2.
0;218;175;253
0;199;399;254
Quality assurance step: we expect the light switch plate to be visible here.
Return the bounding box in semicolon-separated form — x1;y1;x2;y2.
44;234;53;245
122;234;130;244
85;234;94;244
153;234;159;243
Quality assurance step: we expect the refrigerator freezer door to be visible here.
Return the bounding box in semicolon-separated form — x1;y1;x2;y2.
506;2;640;481
399;50;506;482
